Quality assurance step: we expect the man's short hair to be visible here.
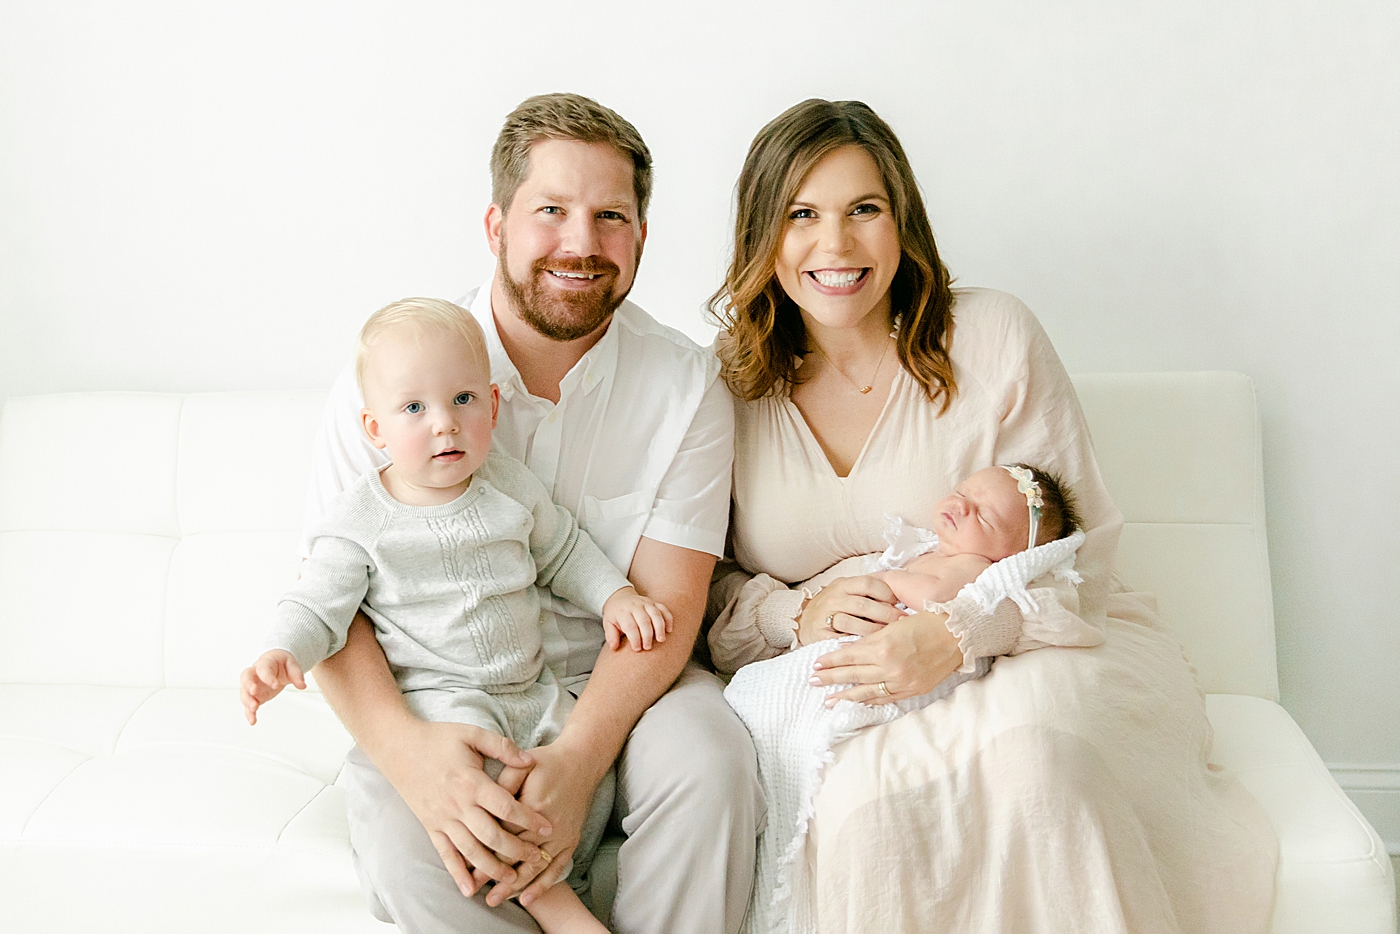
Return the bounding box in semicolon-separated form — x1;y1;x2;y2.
490;92;653;219
355;298;489;394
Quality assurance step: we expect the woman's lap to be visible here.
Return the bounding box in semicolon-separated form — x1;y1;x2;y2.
808;595;1278;934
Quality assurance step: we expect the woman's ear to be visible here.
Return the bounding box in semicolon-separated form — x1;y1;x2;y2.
361;408;388;450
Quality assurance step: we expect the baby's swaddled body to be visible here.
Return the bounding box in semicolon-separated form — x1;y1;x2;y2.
724;464;1087;934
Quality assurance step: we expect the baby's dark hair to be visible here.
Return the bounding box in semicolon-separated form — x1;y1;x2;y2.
1007;463;1082;545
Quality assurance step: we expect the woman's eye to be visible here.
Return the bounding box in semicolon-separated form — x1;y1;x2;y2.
454;392;474;405
789;208;816;221
852;203;881;216
404;402;424;414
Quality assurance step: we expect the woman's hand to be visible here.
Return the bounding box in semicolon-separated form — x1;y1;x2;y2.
809;610;965;705
795;575;906;645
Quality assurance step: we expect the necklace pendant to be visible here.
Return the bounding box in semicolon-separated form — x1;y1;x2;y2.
859;386;872;394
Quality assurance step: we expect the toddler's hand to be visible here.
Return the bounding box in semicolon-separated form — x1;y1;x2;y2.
239;649;306;725
602;587;673;652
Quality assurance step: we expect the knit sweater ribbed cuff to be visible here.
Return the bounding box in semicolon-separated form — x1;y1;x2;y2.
549;539;634;619
265;600;335;674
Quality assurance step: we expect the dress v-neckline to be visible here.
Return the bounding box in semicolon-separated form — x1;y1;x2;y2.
782;369;903;481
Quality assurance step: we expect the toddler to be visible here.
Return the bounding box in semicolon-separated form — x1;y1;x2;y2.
240;298;668;934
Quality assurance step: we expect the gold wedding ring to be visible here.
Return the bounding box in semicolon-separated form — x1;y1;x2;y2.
877;681;890;697
825;614;836;628
538;848;553;865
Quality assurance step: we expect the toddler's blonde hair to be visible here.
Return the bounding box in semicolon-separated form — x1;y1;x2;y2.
355;298;490;394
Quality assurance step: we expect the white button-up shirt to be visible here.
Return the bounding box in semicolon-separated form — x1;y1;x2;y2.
302;281;734;686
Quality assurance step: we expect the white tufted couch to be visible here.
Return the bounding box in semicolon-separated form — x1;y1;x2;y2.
0;374;1393;933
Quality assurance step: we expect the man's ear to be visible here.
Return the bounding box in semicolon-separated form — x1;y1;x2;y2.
638;219;648;253
489;384;500;430
361;408;388;450
485;203;504;258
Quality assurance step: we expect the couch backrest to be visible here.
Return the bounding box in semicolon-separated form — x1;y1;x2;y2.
0;391;324;689
0;377;1279;699
1072;372;1279;700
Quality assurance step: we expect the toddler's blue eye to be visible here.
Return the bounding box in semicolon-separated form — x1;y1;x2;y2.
454;392;474;405
405;402;424;414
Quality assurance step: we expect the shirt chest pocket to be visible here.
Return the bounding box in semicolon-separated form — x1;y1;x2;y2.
581;489;654;573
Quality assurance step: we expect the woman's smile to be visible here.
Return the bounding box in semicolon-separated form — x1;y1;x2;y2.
804;267;870;295
774;145;901;332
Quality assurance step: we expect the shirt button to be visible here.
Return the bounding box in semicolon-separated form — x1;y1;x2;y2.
547;412;557;423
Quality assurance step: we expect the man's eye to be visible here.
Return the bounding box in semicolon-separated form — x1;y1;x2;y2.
404;402;424;414
541;205;563;215
454;392;474;405
598;210;627;222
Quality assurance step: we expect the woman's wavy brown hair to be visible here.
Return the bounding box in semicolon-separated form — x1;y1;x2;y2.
709;99;957;410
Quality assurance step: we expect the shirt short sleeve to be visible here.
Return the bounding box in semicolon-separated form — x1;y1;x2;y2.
641;375;735;558
300;360;389;556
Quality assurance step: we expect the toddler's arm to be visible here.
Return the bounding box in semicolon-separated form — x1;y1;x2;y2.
243;533;373;724
602;586;674;651
239;649;306;725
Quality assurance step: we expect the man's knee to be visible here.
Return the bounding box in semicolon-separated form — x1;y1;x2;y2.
343;749;442;896
618;665;763;822
343;750;542;933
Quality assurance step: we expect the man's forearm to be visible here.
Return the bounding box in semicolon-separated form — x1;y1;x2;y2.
557;537;716;778
313;612;418;763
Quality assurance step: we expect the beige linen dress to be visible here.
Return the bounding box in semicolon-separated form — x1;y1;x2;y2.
715;288;1278;934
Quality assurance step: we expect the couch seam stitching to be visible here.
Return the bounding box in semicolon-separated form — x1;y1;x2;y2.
16;755;94;839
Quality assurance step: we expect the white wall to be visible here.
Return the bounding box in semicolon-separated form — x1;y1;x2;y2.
3;0;1397;844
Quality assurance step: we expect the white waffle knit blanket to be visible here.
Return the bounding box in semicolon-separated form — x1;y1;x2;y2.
724;523;1084;934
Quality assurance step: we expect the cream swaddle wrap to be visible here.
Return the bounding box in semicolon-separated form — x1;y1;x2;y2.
724;517;1085;934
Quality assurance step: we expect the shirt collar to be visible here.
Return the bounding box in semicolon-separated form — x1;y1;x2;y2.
469;275;620;404
468;279;527;403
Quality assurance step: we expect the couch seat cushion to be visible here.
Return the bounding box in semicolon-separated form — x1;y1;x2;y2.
1;684;354;852
1207;693;1396;934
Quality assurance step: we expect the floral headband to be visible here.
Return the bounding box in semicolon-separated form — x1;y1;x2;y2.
1000;465;1043;551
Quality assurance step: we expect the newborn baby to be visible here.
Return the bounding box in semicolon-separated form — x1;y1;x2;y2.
719;464;1085;934
873;463;1083;616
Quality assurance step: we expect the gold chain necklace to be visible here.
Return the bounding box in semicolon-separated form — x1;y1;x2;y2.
813;336;892;394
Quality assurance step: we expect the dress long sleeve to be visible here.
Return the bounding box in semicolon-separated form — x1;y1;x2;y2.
708;555;870;675
719;287;1277;934
715;288;1116;672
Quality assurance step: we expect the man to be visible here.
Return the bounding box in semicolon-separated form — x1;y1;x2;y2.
305;93;761;933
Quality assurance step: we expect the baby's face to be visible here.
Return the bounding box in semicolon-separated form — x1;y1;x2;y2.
932;467;1030;563
361;325;497;499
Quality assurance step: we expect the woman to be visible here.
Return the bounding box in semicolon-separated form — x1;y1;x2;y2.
706;99;1277;934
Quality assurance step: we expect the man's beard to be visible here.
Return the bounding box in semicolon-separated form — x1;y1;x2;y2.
498;233;637;342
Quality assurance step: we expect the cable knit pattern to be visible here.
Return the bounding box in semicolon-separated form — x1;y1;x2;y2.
265;450;630;733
